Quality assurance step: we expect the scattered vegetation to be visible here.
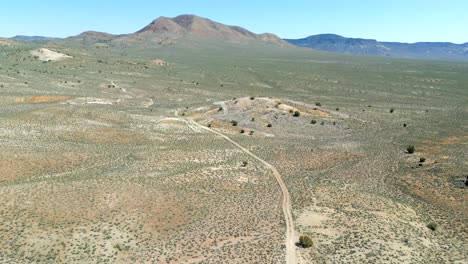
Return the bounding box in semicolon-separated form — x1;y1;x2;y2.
406;145;415;154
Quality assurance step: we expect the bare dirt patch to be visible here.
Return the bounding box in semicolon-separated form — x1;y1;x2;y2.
150;59;167;65
31;48;73;61
15;95;70;104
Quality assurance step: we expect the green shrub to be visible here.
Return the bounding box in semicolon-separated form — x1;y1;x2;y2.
406;145;415;154
427;222;437;231
299;235;313;248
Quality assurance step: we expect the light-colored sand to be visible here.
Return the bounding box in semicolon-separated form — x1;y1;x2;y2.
31;48;73;61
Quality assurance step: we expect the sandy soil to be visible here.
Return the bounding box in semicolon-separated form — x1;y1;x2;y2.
31;48;73;61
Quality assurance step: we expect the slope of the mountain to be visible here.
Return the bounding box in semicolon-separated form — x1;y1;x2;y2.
285;34;468;61
64;31;117;44
0;38;20;46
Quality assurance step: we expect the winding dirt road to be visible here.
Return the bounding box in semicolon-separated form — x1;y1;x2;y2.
163;117;297;263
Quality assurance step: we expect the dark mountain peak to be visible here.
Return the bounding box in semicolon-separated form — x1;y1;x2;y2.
136;16;185;34
172;14;199;29
134;14;288;46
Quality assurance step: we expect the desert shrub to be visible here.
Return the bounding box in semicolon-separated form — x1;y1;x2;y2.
249;131;254;135
310;120;317;124
320;121;325;125
207;123;212;128
406;145;415;154
240;129;245;134
293;111;301;117
419;157;426;163
335;108;340;111
251;117;255;122
241;161;248;167
390;108;395;113
315;102;321;106
403;123;407;127
427;222;437;231
299;235;313;248
267;123;272;127
250;96;255;100
231;120;238;126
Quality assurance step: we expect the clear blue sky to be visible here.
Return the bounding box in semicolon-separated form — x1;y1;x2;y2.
1;0;467;43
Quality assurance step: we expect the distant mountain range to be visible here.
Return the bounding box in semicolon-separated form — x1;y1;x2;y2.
57;15;288;48
285;34;468;61
11;35;59;43
5;16;468;61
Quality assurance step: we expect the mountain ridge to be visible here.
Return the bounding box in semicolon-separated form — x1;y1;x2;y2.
132;14;288;46
285;34;468;61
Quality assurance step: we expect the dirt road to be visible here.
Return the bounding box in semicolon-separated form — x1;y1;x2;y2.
179;118;297;263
